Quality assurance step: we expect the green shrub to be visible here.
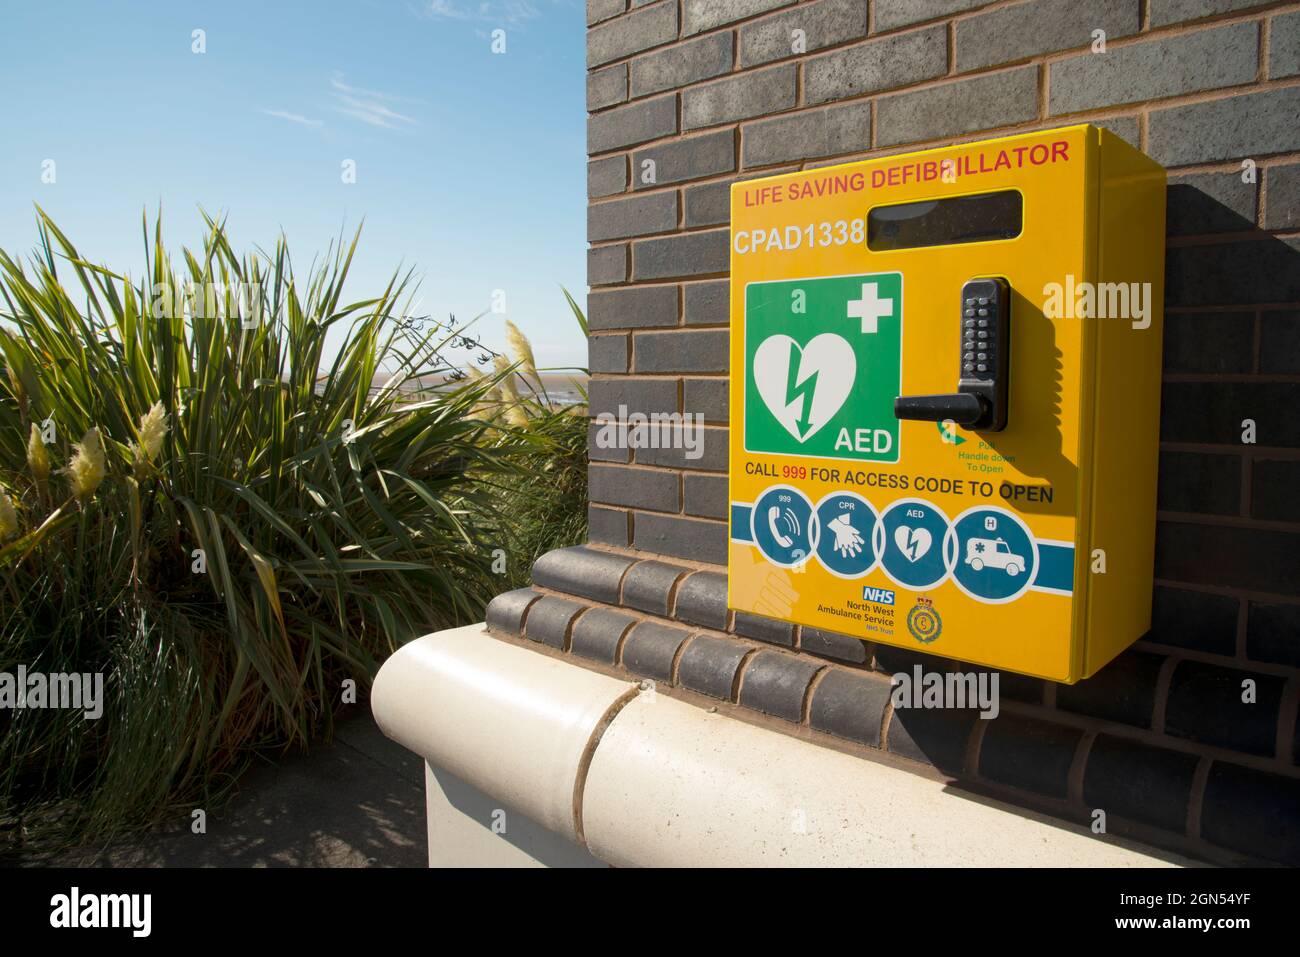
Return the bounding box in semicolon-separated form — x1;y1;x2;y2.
0;210;585;855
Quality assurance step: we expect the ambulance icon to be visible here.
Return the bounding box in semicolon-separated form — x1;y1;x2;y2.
964;537;1026;577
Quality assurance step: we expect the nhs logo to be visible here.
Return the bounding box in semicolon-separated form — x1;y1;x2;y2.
861;586;896;605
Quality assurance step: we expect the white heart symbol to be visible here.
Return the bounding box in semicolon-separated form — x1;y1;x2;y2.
752;333;856;442
894;525;932;562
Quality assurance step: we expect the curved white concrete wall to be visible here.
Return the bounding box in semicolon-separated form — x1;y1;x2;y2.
374;625;1190;868
372;625;634;842
582;692;1180;867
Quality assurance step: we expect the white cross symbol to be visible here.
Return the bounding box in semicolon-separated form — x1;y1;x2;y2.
847;282;894;334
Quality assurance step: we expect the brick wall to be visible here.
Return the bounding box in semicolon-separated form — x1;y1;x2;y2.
507;0;1300;865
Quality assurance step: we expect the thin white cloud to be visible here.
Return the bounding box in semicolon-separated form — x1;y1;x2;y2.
421;0;541;25
259;108;324;127
329;73;420;130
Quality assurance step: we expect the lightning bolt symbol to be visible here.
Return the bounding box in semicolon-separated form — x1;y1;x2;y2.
904;532;920;561
784;341;819;438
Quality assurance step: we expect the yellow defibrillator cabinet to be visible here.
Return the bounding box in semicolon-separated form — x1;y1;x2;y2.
727;125;1166;683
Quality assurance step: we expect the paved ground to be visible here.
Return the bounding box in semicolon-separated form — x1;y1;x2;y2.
57;713;427;868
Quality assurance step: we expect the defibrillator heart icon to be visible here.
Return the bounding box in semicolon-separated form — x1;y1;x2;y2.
752;333;855;442
894;525;932;562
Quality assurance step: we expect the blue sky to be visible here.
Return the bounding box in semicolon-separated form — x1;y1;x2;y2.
0;0;588;368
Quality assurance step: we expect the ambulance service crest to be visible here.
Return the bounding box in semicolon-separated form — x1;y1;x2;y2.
906;595;943;644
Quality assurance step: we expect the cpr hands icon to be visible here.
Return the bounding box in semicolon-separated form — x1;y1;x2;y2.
827;513;864;558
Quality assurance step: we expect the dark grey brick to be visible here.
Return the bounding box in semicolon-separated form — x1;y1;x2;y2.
588;420;631;462
587;284;678;331
1201;762;1300;865
1151;0;1276;28
1148;585;1238;655
1156;521;1300;596
1252;459;1300;523
1149;86;1300;167
1082;735;1198;833
588;504;630;546
684;279;730;325
800;626;869;665
1246;600;1300;668
589;463;680;511
1165;237;1300;307
631;31;733;98
683;180;730;227
531;545;637;605
588;373;680;418
978;715;1083;798
588;1;678;68
571;606;638;663
621;620;692;681
1049;21;1258;116
634;425;727;471
524;595;587;649
677;634;752;699
1095;115;1140;149
1157;449;1242;516
805;25;947;105
588;332;629;374
684;472;729;518
886;706;977;773
674;570;728;628
622;559;690;615
635;329;729;373
588;245;628;287
1162;312;1254;373
485;586;541;637
634;130;735;190
588;191;678;242
683;377;728;422
739;651;822;722
683;0;795;36
1162;380;1300;445
588;94;677;154
587;0;626;26
682;64;797;131
955;0;1140;73
1165;660;1285;756
874;0;994;32
633;512;728;564
1265;162;1300;230
1260;311;1300;373
588;63;628;112
742;99;872;167
1166;173;1257;236
954;666;1044;705
809;668;891;746
1272;10;1300;79
1056;650;1164;729
589;155;627;199
874;644;948;677
633;229;729;280
875;67;1038;148
739;0;868;68
734;610;795;647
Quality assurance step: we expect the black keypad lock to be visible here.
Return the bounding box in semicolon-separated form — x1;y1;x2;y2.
894;276;1010;432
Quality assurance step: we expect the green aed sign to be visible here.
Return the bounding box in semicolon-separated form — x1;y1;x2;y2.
743;272;903;463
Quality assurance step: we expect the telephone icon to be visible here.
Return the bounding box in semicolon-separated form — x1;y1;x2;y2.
767;505;799;549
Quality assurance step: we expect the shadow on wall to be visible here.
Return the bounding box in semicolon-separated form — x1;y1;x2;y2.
860;179;1300;867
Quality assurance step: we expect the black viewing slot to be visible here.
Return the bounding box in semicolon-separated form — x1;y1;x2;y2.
866;190;1023;252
